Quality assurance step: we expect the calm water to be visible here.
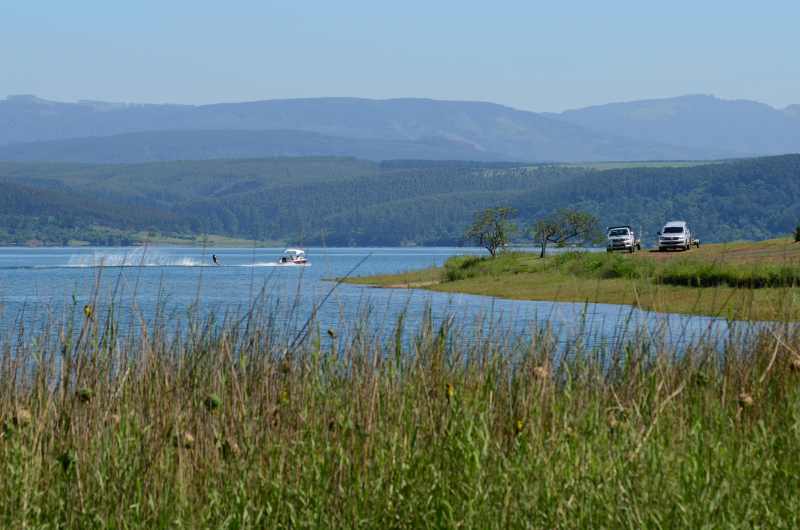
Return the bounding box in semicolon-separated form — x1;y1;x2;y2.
0;246;745;348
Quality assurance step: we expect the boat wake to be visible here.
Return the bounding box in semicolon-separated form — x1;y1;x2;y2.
241;262;311;268
66;249;210;268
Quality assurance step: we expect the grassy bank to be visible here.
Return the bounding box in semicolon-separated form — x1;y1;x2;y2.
2;292;800;527
349;238;800;321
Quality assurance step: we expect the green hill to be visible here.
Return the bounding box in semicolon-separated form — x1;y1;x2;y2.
0;155;797;246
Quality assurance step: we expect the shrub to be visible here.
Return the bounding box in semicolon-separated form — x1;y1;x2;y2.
443;255;484;282
658;261;800;288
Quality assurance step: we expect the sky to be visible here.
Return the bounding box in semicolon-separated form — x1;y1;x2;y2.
1;1;798;112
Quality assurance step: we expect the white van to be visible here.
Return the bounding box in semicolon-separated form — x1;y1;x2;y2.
658;221;698;251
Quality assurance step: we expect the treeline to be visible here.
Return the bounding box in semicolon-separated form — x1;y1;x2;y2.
0;155;798;246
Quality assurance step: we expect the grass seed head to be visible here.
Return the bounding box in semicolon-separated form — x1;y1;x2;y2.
58;451;76;473
533;366;549;380
204;393;222;412
790;356;800;372
14;407;33;427
221;438;241;459
279;360;292;375
76;387;94;403
738;392;754;408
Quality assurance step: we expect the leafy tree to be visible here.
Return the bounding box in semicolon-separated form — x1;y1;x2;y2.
533;209;602;258
465;207;517;257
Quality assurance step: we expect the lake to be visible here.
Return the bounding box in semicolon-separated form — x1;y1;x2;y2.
0;246;748;349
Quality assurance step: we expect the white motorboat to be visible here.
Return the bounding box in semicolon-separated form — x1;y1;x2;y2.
279;248;309;265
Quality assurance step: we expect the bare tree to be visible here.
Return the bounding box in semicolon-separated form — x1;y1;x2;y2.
465;207;517;257
533;209;602;258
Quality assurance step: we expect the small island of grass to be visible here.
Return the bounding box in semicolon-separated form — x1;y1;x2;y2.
348;238;800;321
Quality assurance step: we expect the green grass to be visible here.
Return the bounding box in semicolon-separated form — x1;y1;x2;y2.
552;249;800;288
349;239;800;320
2;284;800;527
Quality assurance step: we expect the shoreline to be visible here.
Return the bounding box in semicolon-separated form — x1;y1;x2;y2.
346;238;800;321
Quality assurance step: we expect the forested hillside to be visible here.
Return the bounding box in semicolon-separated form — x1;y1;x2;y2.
0;155;797;246
0;129;509;163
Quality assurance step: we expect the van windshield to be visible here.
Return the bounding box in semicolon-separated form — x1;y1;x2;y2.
663;226;684;234
608;229;629;236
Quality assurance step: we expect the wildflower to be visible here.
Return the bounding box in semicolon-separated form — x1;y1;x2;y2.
446;383;455;402
533;366;549;380
515;419;525;435
738;392;754;408
279;390;290;405
83;304;94;320
175;431;195;449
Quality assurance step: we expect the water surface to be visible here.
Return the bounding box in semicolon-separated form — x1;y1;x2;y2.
0;246;746;348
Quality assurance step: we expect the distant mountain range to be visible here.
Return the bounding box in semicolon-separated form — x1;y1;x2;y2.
2;94;798;163
556;95;800;157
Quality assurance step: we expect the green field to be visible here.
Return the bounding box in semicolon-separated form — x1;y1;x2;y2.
349;238;800;321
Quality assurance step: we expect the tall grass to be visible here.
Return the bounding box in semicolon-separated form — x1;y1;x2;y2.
2;281;800;527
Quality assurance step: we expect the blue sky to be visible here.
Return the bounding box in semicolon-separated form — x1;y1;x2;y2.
1;1;797;111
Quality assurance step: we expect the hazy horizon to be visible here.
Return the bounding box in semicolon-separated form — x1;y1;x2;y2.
2;92;797;115
2;1;798;112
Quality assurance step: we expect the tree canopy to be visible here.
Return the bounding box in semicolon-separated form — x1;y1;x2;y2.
532;209;602;257
464;207;518;257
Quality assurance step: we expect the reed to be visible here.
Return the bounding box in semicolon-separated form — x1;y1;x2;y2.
1;279;800;528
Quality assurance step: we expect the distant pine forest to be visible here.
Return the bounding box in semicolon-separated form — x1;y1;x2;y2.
0;154;798;246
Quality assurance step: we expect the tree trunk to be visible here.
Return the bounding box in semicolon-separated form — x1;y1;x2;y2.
539;241;547;258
